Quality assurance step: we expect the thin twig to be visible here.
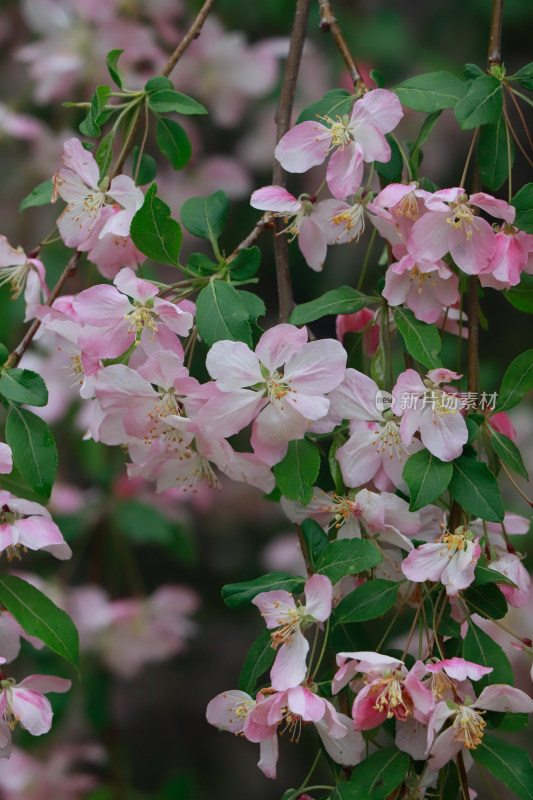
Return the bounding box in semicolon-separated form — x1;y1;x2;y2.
272;0;311;322
228;214;273;260
318;0;366;89
498;458;533;507
5;251;82;370
161;0;217;77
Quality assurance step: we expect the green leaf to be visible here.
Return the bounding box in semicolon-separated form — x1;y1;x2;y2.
495;348;533;412
106;49;125;89
95;131;115;179
408;110;442;173
314;539;382;583
0;574;78;668
237;290;265;328
374;134;403;184
0;369;48;407
221;572;306;608
347;747;409;799
145;76;207;115
273;439;320;504
465;415;482;444
6;405;57;498
156;118;191;170
186;253;218;277
195;281;252;348
79;85;112;137
464;63;485;83
228;247;261;281
472;734;533;800
449;457;504;522
238;629;276;694
289;287;369;326
181;190;229;241
296;89;353;124
130;183;181;266
464;583;508;620
19;179;53;212
505;273;533;313
300;518;328;567
491;429;529;479
370;69;386;88
131;147;157;185
463;621;513;688
455;75;503;129
478;116;514;190
393;71;467;112
402;449;453;511
509;62;533;91
334;579;399;625
512;183;533;234
474;562;517;587
394;307;442;368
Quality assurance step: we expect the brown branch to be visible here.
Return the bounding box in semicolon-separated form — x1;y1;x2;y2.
228;214;273;260
318;0;366;89
467;277;479;395
272;0;311;323
487;0;504;67
161;0;217;78
5;251;82;370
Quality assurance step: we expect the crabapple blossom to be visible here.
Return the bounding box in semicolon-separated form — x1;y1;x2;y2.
0;236;48;322
249;186;329;271
202;324;346;465
0;490;71;561
0;444;12;475
252;574;332;690
335;307;379;356
314;196;368;245
401;524;481;596
392;368;468;462
0;673;71;738
274;89;403;199
382;248;459;324
479;223;533;289
367;182;431;244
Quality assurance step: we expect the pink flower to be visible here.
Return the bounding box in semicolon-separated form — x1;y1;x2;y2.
409;189;514;275
0;236;48;322
202;324;346;466
250;186;329;271
336;307;379;356
368;182;431;244
275;89;403;199
479;224;533;289
383;249;459;324
0;673;71;737
0;444;12;475
252;575;332;690
401;524;481;596
0;490;71;561
428;684;533;769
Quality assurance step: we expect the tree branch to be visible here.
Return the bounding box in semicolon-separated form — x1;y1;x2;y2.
318;0;366;89
487;0;504;67
161;0;217;78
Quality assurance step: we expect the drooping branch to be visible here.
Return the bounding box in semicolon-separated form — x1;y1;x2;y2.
318;0;366;90
162;0;217;78
487;0;504;67
272;0;311;323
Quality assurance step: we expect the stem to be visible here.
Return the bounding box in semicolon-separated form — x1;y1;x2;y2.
498;458;533;507
467;276;479;397
5;251;81;370
456;752;471;800
228;214;272;260
161;0;217;78
272;0;311;323
310;618;330;681
504;84;533;154
133;107;150;184
458;128;480;189
109;103;143;179
356;226;377;292
298;750;322;793
318;0;366;89
487;0;504;67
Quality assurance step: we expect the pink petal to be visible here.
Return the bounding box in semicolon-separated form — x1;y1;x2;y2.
274;121;331;172
476;684;533;713
303;574;332;621
250;185;300;213
271;628;309;691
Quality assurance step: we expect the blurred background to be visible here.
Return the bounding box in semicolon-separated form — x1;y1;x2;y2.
0;1;531;798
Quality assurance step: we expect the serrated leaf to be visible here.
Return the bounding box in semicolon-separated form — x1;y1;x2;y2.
106;49;125;89
472;734;533;800
296;89;353;124
394;307;442;368
495;348;533;412
505;273;533;313
478;116;514;190
145;76;207;115
347;747;409;799
228;247;261;281
238;629;276;694
463;621;513;688
300;518;328;567
273;439;320;504
19;179;53;212
0;369;48;406
130;183;181;266
314;539;382;583
0;574;78;668
195;281;252;348
402;449;453;511
464;583;508;620
509;62;533;91
393;71;467;112
512;183;533;233
94;131;115;179
449;457;504;522
5;405;57;498
289;287;369;326
131;148;157;186
334;579;399;625
156;118;191;170
491;429;528;479
455;75;503;129
181;190;229;241
221;572;306;608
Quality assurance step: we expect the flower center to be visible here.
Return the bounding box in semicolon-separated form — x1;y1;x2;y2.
315;115;353;152
409;266;436;294
330;203;366;242
395;191;420;221
452;705;486;749
125;305;160;342
270;605;305;649
0;263;32;300
372;420;408;462
446;201;479;241
372;674;413;720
